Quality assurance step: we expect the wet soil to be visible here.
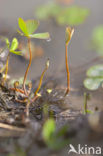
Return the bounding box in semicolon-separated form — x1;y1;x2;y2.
0;62;103;156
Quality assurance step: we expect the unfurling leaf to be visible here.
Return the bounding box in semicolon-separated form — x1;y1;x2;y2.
65;27;74;44
10;38;19;51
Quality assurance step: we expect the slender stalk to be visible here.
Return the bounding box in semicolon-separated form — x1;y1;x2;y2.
65;43;70;95
3;53;9;84
65;27;74;96
84;93;87;115
34;59;49;96
25;95;38;117
23;38;32;96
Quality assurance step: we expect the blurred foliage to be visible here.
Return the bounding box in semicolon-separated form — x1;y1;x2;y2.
35;2;89;26
56;6;89;26
84;64;103;90
92;26;103;55
8;146;26;156
42;118;69;150
9;77;31;87
18;18;50;39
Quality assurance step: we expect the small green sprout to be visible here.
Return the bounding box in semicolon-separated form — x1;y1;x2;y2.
18;18;50;95
83;93;92;115
2;37;22;83
42;118;69;150
84;64;103;90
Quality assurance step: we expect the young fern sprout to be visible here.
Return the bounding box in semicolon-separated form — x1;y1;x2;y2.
65;27;74;95
18;18;50;96
2;38;22;84
34;58;50;96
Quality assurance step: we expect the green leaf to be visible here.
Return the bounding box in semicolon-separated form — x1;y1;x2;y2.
26;20;39;35
42;119;55;142
30;32;50;39
86;64;103;77
10;38;18;51
84;78;103;90
18;18;28;35
4;38;10;49
18;18;39;36
56;6;89;26
10;50;22;55
92;26;103;54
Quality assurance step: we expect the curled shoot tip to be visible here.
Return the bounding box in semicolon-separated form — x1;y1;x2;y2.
34;59;50;96
65;27;74;45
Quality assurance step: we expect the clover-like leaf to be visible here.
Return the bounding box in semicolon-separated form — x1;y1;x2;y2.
30;32;50;39
10;38;18;51
84;78;103;90
26;20;39;35
18;18;39;37
92;26;103;55
18;18;28;35
86;64;103;77
56;6;89;26
84;64;103;90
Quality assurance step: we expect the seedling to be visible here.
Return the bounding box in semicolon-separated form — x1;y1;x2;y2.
83;92;92;114
1;37;22;84
42;118;69;150
65;27;74;95
17;18;50;95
